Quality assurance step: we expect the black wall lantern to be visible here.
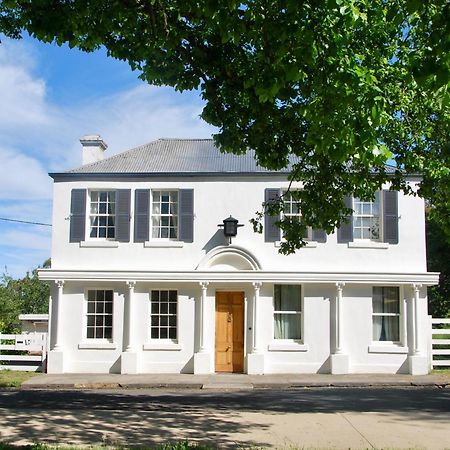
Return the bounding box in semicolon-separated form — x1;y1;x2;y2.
218;216;244;244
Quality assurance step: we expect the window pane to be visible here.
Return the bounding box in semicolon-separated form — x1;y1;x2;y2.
373;316;399;341
160;328;168;339
274;313;301;339
373;287;384;313
151;328;159;339
275;285;301;311
385;287;400;313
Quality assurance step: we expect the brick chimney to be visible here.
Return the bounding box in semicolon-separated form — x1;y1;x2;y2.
80;135;108;165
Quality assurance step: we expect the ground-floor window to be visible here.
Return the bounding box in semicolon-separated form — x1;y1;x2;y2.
86;289;113;339
372;286;400;342
150;290;177;339
274;285;302;340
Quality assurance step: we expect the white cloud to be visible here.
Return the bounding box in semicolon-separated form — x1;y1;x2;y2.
0;147;53;200
0;227;51;251
0;37;216;277
0;41;51;130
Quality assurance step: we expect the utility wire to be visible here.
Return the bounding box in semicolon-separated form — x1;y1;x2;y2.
0;217;52;227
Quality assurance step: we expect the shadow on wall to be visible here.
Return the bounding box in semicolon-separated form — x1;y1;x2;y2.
202;230;228;254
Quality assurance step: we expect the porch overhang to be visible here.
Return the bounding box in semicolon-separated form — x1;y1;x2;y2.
37;269;440;286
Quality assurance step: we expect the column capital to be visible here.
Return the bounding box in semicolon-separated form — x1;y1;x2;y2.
336;281;345;290
252;282;263;290
412;283;422;293
126;280;136;289
199;281;209;290
55;280;65;289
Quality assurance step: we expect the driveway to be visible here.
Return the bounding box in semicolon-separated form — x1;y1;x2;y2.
1;387;449;449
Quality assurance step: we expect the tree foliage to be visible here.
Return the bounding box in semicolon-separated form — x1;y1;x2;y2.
0;0;449;252
0;260;50;333
427;216;450;318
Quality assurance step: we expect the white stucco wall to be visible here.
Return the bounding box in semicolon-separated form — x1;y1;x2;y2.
49;176;427;273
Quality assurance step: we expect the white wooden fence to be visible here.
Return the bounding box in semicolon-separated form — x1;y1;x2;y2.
431;318;450;368
0;333;47;372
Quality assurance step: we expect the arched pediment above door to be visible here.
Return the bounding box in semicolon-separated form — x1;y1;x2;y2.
196;246;261;271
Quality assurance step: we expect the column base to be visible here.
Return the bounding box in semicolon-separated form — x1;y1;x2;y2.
330;353;350;374
247;353;265;375
121;351;139;374
47;350;64;374
408;354;429;375
194;352;211;374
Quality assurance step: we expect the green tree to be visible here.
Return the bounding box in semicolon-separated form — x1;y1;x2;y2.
0;260;50;333
1;1;448;252
427;216;450;318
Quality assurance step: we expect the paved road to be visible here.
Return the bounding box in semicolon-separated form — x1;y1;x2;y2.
1;387;449;449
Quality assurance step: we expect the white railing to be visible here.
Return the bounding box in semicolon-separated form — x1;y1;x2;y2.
0;333;47;372
431;318;450;368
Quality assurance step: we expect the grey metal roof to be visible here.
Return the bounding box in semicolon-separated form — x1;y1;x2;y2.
65;139;292;175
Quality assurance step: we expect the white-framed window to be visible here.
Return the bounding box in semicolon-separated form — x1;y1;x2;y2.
150;290;177;340
282;190;311;240
151;191;179;239
89;190;116;239
353;192;381;240
86;289;113;339
274;285;302;340
372;286;400;342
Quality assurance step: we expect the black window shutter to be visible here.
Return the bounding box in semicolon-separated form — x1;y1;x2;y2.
383;190;399;244
69;189;86;243
337;195;353;243
115;189;131;242
264;188;281;242
312;228;327;243
134;189;150;242
179;189;194;243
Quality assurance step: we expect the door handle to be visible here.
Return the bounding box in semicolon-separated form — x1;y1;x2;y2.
226;346;231;351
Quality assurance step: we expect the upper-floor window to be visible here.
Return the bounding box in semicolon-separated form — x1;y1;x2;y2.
337;190;398;245
274;285;302;340
151;191;178;239
353;193;380;240
89;191;116;239
372;286;400;342
282;190;311;240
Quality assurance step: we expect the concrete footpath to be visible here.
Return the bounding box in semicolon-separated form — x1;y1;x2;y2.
21;372;450;390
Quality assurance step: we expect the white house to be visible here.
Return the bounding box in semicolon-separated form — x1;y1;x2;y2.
38;135;439;375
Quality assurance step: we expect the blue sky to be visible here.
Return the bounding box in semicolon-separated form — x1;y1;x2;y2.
0;36;215;278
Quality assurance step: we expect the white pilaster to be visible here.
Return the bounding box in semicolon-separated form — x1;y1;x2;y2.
194;281;211;374
47;280;65;374
121;281;139;374
330;282;349;374
408;283;428;375
53;280;64;351
248;282;264;374
125;281;136;352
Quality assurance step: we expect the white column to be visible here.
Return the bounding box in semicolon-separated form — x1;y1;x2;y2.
330;282;349;374
53;280;64;351
252;282;262;353
335;282;345;354
412;283;422;355
125;281;136;352
199;281;209;353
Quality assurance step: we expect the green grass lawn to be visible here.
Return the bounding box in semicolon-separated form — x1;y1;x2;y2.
0;370;40;388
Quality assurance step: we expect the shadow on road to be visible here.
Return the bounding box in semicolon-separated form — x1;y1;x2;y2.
0;388;449;448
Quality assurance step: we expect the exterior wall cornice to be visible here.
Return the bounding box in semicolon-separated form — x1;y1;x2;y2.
38;269;440;285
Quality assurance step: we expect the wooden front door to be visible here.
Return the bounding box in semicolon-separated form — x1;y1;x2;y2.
215;292;245;373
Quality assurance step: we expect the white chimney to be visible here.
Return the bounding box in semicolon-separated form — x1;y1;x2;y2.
80;135;108;165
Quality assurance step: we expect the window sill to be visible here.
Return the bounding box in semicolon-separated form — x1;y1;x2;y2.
348;241;389;249
144;241;184;248
80;241;119;248
368;344;408;354
275;241;317;248
78;341;117;350
268;342;309;352
143;342;182;351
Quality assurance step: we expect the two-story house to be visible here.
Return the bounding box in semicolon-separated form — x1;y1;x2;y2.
38;135;439;375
